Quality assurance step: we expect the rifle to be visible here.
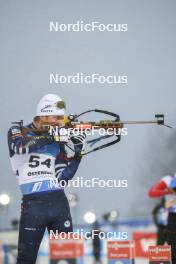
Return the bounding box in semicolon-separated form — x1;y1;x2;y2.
12;109;171;156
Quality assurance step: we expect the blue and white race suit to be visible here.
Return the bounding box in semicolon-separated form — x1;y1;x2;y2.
8;122;82;264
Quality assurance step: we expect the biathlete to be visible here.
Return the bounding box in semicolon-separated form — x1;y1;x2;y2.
149;174;176;264
8;94;85;264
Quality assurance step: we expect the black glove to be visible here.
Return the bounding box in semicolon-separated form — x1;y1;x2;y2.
70;133;86;161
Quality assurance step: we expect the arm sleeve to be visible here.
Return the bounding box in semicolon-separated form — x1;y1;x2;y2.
148;180;173;198
8;126;53;155
55;152;81;184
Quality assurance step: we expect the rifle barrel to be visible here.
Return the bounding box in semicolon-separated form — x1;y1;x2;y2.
120;120;158;125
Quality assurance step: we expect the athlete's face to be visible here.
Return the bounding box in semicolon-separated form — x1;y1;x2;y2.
39;115;64;127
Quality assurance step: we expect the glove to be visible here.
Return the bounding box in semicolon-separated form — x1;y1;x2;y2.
70;133;86;160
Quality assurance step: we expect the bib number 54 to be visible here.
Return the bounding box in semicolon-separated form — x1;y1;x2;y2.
29;155;51;168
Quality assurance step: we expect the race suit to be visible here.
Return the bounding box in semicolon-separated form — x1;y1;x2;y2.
149;175;176;264
8;123;82;264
